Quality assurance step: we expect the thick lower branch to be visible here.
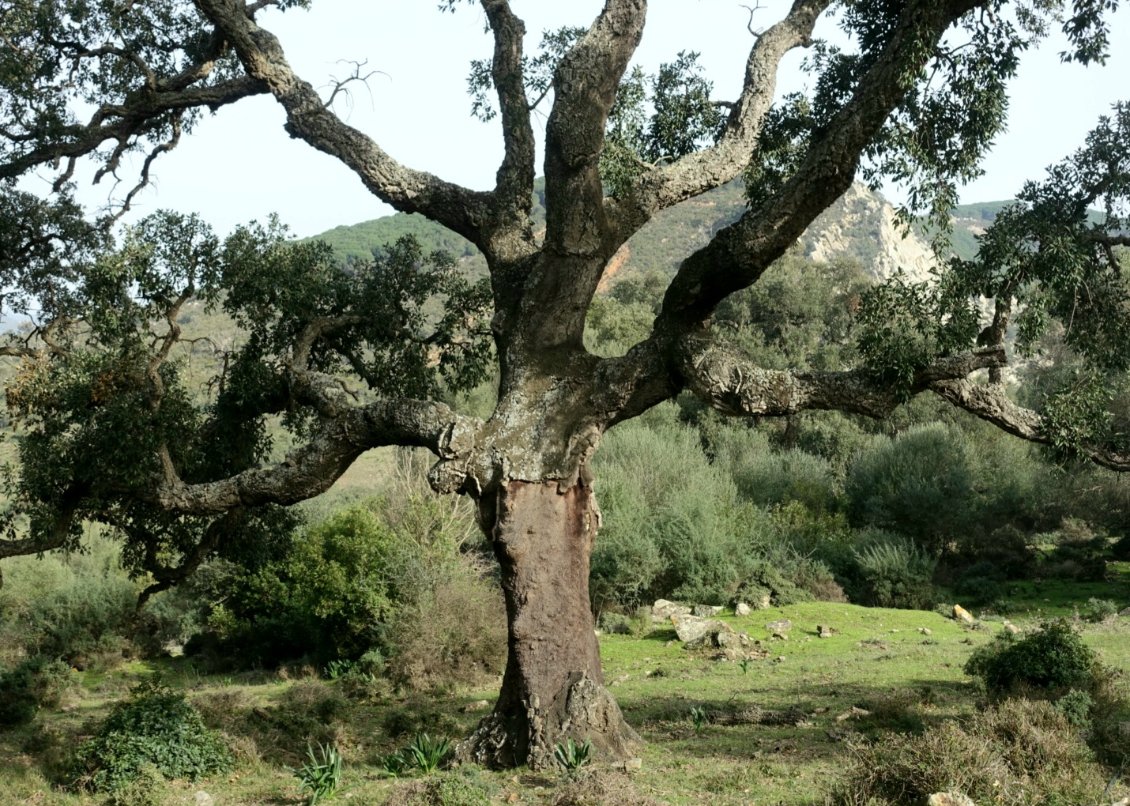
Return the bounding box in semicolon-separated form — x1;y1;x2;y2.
681;336;1005;419
931;379;1130;471
153;399;480;514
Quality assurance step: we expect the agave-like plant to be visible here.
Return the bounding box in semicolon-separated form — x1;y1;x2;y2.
295;742;343;805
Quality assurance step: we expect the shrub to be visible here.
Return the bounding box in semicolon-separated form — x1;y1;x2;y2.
592;415;773;607
74;680;232;795
0;534;139;667
845;424;975;553
712;425;839;514
388;770;492;805
1054;689;1094;728
833;699;1112;806
188;487;501;688
846;533;936;609
1081;597;1119;623
964;620;1100;699
0;656;75;726
384;563;505;691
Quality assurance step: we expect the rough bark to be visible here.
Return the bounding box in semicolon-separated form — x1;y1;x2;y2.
458;480;640;769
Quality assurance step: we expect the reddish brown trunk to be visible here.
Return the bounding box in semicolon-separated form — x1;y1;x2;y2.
458;480;640;768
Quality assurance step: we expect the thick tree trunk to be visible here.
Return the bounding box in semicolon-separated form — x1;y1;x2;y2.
457;480;640;769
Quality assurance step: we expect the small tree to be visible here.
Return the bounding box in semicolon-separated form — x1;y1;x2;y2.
1;1;1129;767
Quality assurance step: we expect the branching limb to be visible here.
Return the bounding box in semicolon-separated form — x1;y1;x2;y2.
285;314;367;417
152;399;481;514
679;334;1006;419
321;60;387;111
607;0;830;243
543;0;645;256
654;0;982;334
932;379;1130;471
481;0;537;236
0;483;87;562
193;0;493;249
0;77;268;185
506;0;645;349
135;509;241;608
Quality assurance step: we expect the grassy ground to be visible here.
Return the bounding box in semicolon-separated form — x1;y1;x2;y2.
1;582;1128;805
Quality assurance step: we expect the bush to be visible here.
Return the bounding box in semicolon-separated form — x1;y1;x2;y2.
964;620;1101;699
385;563;505;691
188;486;502;688
833;699;1112;806
0;656;75;726
389;770;492;805
846;532;936;609
712;425;839;514
845;424;974;553
0;534;140;667
1081;597;1119;623
592;414;773;607
74;680;232;795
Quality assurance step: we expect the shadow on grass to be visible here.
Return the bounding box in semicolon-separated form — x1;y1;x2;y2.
621;677;973;764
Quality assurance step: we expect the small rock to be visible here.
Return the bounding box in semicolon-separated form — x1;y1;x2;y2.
620;757;643;771
194;793;215;806
672;615;731;645
1002;620;1021;635
757;593;772;609
1118;607;1130;617
927;793;975;806
835;706;871;722
817;625;834;639
766;619;793;638
652;599;692;622
692;604;723;617
918;627;932;636
735;602;752;616
716;630;750;649
952;604;975;624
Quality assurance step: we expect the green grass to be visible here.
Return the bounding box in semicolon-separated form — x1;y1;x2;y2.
2;595;1127;805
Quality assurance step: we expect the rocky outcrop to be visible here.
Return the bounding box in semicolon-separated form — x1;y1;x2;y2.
802;182;937;284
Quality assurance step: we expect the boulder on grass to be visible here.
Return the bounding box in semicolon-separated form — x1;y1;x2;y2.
952;604;975;624
652;599;692;622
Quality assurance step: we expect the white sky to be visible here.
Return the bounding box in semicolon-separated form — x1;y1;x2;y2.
56;1;1130;239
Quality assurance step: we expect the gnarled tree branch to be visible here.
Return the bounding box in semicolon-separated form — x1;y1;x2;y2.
193;0;493;249
152;398;481;514
606;0;830;244
932;379;1130;472
680;334;1006;419
654;0;982;335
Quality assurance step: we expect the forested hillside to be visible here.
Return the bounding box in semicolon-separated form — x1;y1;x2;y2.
312;180;1005;285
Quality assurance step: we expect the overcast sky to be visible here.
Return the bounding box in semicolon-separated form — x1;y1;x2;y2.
52;1;1130;238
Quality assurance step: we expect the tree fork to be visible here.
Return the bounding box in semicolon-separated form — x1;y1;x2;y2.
458;480;640;769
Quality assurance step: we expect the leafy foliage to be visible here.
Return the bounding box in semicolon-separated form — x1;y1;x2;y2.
295;742;344;805
601;51;725;197
0;656;73;726
553;738;593;774
74;680;232;795
963;620;1102;699
847;534;937;610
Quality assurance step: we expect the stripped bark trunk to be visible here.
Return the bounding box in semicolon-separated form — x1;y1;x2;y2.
457;480;640;768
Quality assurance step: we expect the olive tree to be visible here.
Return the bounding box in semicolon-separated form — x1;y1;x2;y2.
1;0;1128;767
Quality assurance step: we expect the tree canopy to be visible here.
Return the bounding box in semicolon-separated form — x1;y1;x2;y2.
1;0;1129;767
